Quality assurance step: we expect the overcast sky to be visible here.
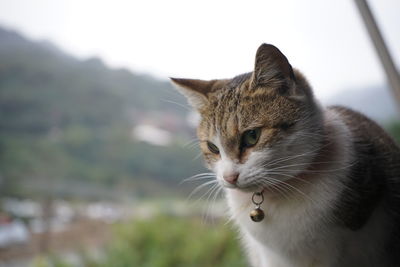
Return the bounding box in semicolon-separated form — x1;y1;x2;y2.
0;0;399;100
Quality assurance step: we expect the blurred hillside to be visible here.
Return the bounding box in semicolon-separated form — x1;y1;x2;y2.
0;27;205;199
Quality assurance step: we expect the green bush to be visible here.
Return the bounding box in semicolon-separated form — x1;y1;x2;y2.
387;121;400;144
94;216;247;267
35;216;247;267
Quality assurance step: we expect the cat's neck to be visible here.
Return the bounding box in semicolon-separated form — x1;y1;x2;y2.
292;115;349;189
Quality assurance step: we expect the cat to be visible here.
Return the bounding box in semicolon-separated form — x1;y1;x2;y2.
171;44;400;267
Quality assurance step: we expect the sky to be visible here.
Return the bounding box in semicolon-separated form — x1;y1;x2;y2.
0;0;399;100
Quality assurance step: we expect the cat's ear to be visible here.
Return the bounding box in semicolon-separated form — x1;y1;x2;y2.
252;44;302;97
170;78;214;110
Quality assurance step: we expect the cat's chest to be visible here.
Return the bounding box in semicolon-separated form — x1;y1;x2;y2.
225;185;340;262
227;191;322;248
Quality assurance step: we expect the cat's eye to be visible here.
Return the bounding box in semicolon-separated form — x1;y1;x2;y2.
207;141;220;154
241;128;261;148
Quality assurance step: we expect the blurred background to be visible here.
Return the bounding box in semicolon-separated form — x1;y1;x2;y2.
0;0;399;266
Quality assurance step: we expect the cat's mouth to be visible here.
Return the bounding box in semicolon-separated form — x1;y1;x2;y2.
229;175;303;194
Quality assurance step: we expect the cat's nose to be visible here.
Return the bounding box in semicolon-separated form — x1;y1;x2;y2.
223;172;239;185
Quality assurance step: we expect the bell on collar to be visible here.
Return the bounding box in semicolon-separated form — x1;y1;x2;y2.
250;207;265;222
250;191;265;222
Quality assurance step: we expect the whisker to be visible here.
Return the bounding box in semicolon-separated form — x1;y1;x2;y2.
266;160;345;172
180;176;214;185
256;179;291;201
192;151;203;161
187;180;218;201
265;171;313;185
180;173;215;184
263;179;293;201
160;99;191;111
207;185;224;221
203;183;222;223
266;176;316;205
268;161;355;174
183;138;198;147
262;139;336;168
183;138;200;149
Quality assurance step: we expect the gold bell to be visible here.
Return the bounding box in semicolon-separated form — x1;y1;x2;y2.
250;191;265;222
250;207;265;222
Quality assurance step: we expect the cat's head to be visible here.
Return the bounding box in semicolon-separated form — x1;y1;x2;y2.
172;44;324;192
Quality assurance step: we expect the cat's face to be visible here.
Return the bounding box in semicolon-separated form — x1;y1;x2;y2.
172;44;323;193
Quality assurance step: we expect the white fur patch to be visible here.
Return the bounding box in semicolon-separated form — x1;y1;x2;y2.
213;135;240;188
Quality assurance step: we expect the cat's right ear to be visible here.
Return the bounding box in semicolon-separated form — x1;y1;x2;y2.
170;78;214;110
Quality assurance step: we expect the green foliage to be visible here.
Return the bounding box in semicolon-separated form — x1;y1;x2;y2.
387;120;400;144
33;255;72;267
99;217;246;267
63;217;246;267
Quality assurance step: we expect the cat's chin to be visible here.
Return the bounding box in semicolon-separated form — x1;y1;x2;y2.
225;184;263;193
231;177;300;194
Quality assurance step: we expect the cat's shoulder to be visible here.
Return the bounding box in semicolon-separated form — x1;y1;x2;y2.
326;106;400;233
327;105;382;128
326;105;399;151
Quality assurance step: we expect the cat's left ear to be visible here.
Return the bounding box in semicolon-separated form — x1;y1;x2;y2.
170;78;215;110
252;44;304;98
